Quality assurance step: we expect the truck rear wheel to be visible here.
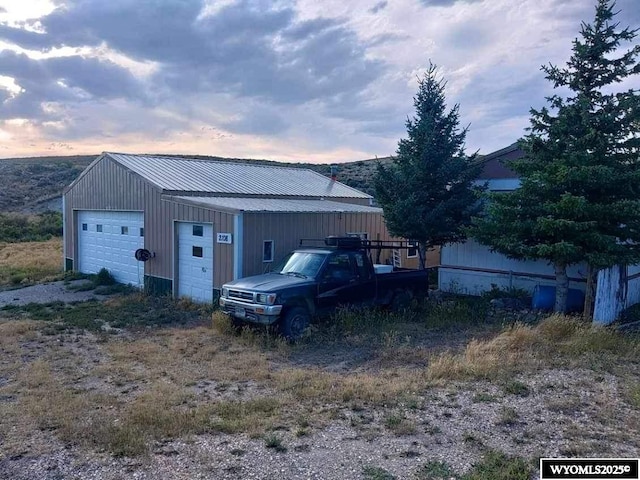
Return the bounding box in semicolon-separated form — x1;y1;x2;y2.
390;291;412;313
281;307;310;340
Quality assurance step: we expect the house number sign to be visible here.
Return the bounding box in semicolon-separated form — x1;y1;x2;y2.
217;233;232;244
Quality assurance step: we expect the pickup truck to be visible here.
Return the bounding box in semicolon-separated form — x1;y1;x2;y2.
219;236;428;339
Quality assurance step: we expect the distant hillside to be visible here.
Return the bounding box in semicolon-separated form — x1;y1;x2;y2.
0;155;95;213
0;153;393;213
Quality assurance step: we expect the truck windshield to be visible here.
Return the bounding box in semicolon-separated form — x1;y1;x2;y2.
272;252;325;278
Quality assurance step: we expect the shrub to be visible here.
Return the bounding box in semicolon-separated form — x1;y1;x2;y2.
461;450;532;480
0;211;62;242
94;268;116;286
264;433;287;452
482;284;529;301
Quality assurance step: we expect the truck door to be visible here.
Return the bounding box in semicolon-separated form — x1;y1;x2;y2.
351;251;376;305
317;251;375;313
316;252;358;313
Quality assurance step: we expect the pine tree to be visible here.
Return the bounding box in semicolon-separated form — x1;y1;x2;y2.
471;0;640;313
374;63;483;269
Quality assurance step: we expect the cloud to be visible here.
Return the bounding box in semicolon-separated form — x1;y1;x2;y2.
2;1;385;114
1;0;639;160
369;1;388;14
0;49;146;121
222;104;290;135
419;0;482;6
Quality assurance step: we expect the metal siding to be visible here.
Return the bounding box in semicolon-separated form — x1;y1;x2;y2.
239;211;393;279
627;264;640;308
439;240;586;294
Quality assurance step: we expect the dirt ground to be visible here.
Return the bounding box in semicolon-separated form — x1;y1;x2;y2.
0;280;107;307
0;293;638;480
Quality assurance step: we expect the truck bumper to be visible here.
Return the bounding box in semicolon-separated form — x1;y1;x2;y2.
219;297;283;325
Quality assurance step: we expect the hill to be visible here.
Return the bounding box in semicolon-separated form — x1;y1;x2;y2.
0;154;392;213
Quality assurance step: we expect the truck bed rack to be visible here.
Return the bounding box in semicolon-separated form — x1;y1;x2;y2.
298;236;414;250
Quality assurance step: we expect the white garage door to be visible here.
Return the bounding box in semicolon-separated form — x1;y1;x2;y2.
77;210;144;287
177;222;213;303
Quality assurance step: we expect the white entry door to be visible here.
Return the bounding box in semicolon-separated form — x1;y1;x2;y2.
77;210;144;286
177;222;214;303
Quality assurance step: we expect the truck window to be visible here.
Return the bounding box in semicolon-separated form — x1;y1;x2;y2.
324;253;354;281
352;252;369;279
274;252;325;278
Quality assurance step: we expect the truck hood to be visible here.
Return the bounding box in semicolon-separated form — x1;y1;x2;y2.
224;273;314;291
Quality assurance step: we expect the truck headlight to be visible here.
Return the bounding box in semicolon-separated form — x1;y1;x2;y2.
222;287;229;298
257;293;277;305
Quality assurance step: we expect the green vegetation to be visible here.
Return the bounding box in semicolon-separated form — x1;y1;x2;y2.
0;156;90;213
416;461;455;480
95;267;116;286
461;450;532;480
481;284;529;301
264;433;287;452
471;0;640;314
0;293;214;332
502;380;531;397
384;412;417;435
0;211;62;242
471;393;497;403
362;466;397;480
374;62;483;268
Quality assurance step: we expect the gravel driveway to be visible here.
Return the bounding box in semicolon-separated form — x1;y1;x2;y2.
0;281;106;307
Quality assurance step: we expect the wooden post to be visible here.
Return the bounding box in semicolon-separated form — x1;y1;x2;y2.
594;265;627;325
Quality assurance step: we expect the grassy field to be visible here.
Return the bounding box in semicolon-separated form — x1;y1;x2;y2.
0;292;638;478
0;238;63;286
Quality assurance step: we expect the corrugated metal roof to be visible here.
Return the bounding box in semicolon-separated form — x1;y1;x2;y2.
106;153;371;198
170;196;383;213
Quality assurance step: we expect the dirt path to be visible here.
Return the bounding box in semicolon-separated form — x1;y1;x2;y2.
0;281;105;307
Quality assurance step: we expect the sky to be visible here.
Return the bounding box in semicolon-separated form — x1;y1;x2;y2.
0;0;638;162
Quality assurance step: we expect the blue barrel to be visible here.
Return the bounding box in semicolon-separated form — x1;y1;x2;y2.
532;285;585;312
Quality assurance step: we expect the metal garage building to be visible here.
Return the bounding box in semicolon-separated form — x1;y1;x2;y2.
63;152;394;302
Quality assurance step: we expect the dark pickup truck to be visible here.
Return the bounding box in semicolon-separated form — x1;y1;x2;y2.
219;236;428;338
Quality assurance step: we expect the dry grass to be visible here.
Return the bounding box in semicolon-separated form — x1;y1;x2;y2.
0;238;62;285
2;300;639;465
273;367;426;407
426;315;640;381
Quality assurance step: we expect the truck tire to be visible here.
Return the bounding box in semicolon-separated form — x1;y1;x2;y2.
281;307;311;340
390;290;412;313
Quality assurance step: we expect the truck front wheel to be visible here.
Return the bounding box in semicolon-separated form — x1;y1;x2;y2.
281;307;311;340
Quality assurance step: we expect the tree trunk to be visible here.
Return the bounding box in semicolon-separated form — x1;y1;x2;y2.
583;264;596;321
418;242;429;297
417;242;428;270
554;263;569;313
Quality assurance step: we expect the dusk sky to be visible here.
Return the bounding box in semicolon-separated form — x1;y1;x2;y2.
1;0;638;162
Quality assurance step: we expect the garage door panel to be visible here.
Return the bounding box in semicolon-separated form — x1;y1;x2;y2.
78;210;144;287
177;222;213;303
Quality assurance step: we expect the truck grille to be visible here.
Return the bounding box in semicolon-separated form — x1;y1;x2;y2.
229;290;254;302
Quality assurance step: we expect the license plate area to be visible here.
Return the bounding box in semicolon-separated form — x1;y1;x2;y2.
235;307;246;318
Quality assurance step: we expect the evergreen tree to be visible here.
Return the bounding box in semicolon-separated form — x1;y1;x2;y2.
374;63;483;269
471;0;640;313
